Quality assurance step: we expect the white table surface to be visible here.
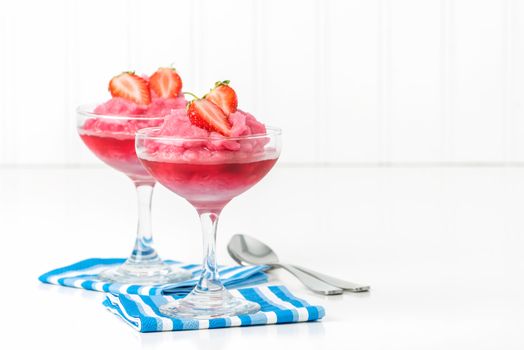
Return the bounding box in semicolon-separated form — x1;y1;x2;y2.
2;165;524;349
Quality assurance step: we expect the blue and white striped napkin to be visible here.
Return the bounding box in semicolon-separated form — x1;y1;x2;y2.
103;285;325;332
39;258;268;296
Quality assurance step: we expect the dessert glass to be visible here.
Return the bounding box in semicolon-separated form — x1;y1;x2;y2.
136;126;282;318
76;105;192;284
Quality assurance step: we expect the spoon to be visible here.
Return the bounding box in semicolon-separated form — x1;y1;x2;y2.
228;235;342;295
228;234;370;293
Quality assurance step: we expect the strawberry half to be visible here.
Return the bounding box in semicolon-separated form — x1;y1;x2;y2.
109;72;151;105
187;98;232;136
205;80;238;116
149;67;182;98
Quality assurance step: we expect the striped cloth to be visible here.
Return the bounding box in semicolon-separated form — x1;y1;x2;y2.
103;285;325;332
39;258;268;296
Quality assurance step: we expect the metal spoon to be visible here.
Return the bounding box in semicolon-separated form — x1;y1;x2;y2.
228;234;370;293
228;235;342;295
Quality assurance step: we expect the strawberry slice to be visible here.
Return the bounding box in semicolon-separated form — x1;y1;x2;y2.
205;80;238;115
149;67;183;98
188;99;232;136
109;72;151;105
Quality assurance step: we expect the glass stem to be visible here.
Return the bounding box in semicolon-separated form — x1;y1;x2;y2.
127;182;160;265
195;210;224;293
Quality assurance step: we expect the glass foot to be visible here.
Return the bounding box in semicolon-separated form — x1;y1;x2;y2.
98;260;192;285
159;288;260;319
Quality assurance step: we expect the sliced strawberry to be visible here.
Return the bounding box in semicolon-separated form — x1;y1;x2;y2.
109;72;151;105
188;99;232;136
205;80;238;115
149;67;182;98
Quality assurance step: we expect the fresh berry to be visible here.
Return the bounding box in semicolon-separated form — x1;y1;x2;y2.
187;98;232;136
149;67;183;98
109;72;151;105
205;80;238;115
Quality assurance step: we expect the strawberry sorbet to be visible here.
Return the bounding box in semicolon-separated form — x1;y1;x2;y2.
138;108;277;209
79;96;186;180
83;96;187;135
141;108;273;165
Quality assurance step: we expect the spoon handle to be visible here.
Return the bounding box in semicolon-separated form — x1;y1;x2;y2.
276;263;343;295
290;265;370;292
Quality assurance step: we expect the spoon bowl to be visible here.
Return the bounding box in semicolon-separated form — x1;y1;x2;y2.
228;234;280;266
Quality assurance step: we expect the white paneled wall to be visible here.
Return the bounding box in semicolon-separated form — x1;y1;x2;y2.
1;0;524;165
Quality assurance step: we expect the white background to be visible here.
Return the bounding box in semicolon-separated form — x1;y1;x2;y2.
3;166;524;349
2;0;524;165
2;1;524;349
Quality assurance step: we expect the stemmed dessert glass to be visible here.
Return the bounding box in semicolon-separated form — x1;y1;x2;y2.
76;105;192;284
136;126;282;318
